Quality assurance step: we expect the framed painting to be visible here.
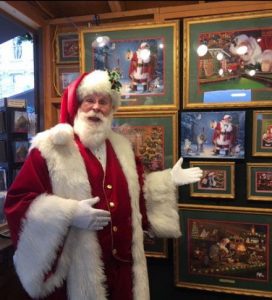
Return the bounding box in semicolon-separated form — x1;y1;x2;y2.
252;110;272;157
55;65;80;95
183;11;272;109
56;32;79;64
189;161;235;199
79;21;179;111
175;204;272;298
247;163;272;201
112;111;178;257
144;234;168;259
180;110;246;159
12;140;29;163
12;110;29;133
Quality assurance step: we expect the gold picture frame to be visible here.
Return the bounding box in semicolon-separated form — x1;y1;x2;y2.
113;110;177;257
252;110;272;157
247;162;272;201
189;161;235;199
55;65;80;96
183;11;272;109
79;21;179;111
175;204;272;298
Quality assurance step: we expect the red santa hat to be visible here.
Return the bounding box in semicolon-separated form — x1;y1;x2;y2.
60;70;121;125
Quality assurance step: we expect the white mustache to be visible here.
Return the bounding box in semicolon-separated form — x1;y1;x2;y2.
82;111;105;120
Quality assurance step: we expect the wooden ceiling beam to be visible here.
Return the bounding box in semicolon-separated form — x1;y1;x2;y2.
157;1;272;21
0;1;46;29
48;7;158;25
107;1;125;12
34;1;56;19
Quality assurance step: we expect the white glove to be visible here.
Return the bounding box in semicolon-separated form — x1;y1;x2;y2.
170;157;203;186
71;197;111;230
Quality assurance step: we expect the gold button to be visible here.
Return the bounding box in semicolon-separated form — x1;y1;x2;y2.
112;249;117;255
109;202;115;208
113;226;118;232
106;184;112;189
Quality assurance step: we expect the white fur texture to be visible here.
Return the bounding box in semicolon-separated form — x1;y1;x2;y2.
17;124;107;299
16;124;179;300
50;123;74;145
14;194;78;298
143;169;181;238
109;131;150;300
77;70;121;111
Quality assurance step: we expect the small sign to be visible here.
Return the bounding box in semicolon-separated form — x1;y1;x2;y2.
7;99;26;108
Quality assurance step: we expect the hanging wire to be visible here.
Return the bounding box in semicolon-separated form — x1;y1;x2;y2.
51;25;61;97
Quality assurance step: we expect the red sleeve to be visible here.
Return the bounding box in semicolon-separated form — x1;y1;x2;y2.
135;156;149;230
4;148;52;246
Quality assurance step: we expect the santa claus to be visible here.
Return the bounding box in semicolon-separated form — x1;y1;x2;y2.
211;114;237;156
129;42;156;92
229;34;272;72
4;70;202;300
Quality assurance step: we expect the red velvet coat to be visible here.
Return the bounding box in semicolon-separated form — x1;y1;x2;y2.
4;124;180;300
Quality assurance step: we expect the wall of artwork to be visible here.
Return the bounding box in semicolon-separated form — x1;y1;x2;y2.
42;2;272;300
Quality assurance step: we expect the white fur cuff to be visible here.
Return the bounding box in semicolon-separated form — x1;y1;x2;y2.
143;169;181;238
14;193;78;298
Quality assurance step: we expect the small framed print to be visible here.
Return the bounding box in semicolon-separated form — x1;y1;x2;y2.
175;204;272;298
12;110;29;133
190;161;235;199
247;163;272;201
56;65;80;95
252;110;272;157
144;234;168;258
180;111;246;159
13;140;29;163
56;32;79;64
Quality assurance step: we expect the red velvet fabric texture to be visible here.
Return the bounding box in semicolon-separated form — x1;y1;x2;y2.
4;137;148;299
59;72;88;125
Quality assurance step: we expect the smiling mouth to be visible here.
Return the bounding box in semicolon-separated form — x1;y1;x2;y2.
88;116;101;122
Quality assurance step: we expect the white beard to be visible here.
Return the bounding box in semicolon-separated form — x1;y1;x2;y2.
73;110;113;149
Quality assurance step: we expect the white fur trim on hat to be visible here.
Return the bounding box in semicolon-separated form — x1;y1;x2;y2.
223;114;232;120
76;70;121;111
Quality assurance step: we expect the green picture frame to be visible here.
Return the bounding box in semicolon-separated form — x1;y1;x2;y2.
252;110;272;157
189;161;235;199
55;65;80;96
183;11;272;109
56;32;79;64
247;163;272;201
79;21;179;111
112;111;178;257
175;204;272;298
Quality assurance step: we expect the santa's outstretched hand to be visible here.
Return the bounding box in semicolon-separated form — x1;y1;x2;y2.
170;157;203;186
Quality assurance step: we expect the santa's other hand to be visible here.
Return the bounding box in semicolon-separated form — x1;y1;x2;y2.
170;157;203;186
